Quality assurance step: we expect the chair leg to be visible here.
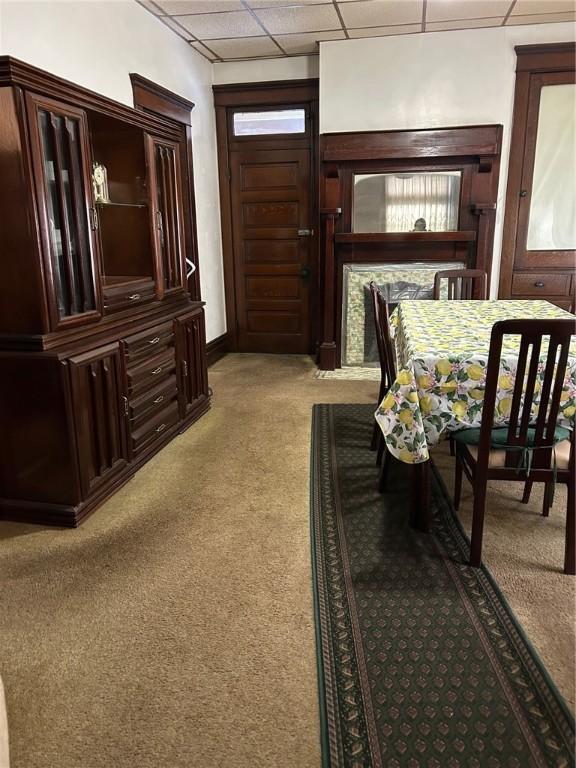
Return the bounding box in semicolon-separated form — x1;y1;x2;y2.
521;481;533;504
564;479;575;575
469;484;488;569
454;455;463;512
370;420;379;452
376;433;384;466
542;482;553;517
378;450;390;493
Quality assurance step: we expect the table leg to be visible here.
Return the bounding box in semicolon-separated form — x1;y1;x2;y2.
411;461;431;532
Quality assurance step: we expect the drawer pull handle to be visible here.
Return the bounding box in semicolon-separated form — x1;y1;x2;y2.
153;395;164;404
156;423;166;434
151;366;162;376
128;293;141;301
149;336;160;345
534;281;545;288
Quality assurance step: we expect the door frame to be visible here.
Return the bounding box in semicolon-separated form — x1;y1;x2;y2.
213;79;319;353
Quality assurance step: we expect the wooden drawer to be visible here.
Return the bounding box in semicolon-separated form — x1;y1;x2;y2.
124;322;175;366
127;349;176;396
131;401;179;457
129;375;178;428
511;272;571;297
103;277;156;313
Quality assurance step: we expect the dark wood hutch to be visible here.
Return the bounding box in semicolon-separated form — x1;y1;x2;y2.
0;58;210;526
317;125;503;369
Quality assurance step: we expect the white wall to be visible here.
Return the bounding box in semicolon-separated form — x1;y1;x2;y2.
0;0;226;342
213;54;318;85
320;22;576;294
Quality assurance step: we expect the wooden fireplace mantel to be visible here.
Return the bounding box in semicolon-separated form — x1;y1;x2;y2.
318;124;503;370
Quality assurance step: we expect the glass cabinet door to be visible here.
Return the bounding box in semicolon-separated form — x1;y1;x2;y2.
26;94;101;327
146;135;186;296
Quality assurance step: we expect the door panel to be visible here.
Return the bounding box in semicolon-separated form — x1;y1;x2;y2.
175;309;209;419
230;148;312;353
69;343;129;497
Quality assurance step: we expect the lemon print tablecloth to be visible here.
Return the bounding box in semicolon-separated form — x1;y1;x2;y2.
375;300;576;464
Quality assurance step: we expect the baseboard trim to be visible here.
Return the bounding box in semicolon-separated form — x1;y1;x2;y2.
206;332;230;367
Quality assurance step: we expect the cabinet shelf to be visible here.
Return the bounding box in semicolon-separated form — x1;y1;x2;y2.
96;201;148;209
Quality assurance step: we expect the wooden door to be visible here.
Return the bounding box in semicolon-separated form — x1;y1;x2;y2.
175;309;209;419
146;135;187;297
26;93;102;329
69;343;130;497
230;148;313;353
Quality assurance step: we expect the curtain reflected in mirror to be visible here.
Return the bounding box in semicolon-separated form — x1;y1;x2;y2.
353;171;461;233
527;83;576;251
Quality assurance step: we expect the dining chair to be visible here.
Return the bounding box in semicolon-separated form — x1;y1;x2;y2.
452;318;575;574
368;282;397;490
433;268;487;300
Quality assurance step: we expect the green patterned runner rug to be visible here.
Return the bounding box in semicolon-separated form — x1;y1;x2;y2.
311;404;575;768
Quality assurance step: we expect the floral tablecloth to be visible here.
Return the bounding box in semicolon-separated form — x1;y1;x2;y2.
375;300;576;464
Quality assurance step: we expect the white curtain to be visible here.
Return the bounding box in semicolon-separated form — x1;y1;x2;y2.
382;173;460;232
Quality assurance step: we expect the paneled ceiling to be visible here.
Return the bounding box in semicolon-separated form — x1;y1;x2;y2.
137;0;576;62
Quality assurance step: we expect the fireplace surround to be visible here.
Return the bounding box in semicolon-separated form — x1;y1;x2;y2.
318;125;503;369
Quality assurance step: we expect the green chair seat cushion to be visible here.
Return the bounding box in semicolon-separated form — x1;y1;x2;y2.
453;425;571;449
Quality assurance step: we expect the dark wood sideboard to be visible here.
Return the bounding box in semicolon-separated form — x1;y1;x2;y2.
0;58;210;526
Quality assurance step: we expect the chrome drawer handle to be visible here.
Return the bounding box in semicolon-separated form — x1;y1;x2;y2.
128;293;141;301
153;395;164;404
149;336;160;345
156;423;166;433
534;282;545;288
151;366;162;375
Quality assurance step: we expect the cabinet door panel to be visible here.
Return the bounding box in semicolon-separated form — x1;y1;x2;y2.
69;343;129;497
27;93;102;328
175;310;208;418
146;135;186;296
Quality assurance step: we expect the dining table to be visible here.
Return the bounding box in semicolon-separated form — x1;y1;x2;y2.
375;299;576;530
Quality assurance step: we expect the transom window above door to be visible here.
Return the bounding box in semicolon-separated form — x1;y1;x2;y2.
232;109;306;137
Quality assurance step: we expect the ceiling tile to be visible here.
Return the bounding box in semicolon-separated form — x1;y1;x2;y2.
427;15;504;29
155;0;244;13
511;0;575;13
207;36;283;58
338;0;423;28
176;10;264;37
426;0;510;22
190;40;220;59
254;3;341;33
347;23;422;37
274;29;346;53
506;10;576;23
248;0;328;6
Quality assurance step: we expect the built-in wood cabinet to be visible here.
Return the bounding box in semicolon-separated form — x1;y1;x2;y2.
0;57;210;526
499;43;575;311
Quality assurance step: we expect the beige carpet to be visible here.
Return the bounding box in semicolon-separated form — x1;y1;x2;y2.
0;353;573;768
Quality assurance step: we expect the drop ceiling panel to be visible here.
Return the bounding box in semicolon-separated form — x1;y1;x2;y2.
176;9;264;38
136;0;576;62
426;0;511;22
338;0;423;27
255;4;341;34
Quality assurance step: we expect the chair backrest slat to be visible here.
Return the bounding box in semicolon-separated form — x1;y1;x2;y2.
434;269;487;301
369;282;397;388
476;319;574;471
